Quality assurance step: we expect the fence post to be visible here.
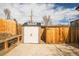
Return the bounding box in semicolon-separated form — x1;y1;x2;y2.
17;36;20;45
4;41;8;51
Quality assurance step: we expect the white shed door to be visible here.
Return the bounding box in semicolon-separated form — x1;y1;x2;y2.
24;26;39;43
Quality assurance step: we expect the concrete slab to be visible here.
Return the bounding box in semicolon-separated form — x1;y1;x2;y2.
5;44;79;56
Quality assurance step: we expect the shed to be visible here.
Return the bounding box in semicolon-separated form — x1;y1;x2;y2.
23;22;41;43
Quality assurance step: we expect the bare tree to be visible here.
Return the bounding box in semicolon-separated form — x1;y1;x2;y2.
4;8;11;19
43;15;50;26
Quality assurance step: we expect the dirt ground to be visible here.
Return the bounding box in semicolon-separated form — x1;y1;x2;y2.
5;44;79;56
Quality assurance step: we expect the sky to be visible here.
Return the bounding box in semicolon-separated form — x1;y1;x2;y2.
0;3;79;25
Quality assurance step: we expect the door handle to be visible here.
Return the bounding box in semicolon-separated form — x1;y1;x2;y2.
30;33;32;36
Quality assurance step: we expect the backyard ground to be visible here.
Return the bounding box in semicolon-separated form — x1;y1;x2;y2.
5;43;79;56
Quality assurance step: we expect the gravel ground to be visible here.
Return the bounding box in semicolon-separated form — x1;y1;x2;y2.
5;44;79;56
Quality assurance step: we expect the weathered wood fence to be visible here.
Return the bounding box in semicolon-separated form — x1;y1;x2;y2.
70;20;79;43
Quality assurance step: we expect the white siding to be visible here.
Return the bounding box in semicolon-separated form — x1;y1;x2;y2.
23;26;39;43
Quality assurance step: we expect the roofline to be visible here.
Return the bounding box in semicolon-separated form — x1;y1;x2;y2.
70;19;79;23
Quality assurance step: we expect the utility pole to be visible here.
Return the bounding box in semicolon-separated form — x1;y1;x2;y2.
30;9;33;23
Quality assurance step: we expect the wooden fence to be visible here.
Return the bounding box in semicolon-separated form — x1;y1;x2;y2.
0;18;17;35
0;18;22;55
41;26;70;44
70;20;79;43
